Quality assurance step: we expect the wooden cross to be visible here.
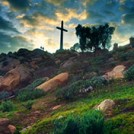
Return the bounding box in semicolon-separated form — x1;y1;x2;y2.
56;21;68;50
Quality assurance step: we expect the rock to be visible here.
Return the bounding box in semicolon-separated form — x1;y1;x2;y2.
0;118;10;126
36;72;69;91
0;64;33;91
52;105;61;110
79;86;93;93
83;72;97;80
21;126;32;133
8;125;16;134
0;58;20;72
61;57;76;68
104;65;126;80
96;99;115;115
0;118;11;134
0;69;21;91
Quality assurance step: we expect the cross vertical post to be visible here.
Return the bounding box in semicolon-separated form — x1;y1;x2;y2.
56;21;68;50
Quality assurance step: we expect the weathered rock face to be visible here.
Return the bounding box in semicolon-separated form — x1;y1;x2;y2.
0;65;33;91
0;58;20;73
104;65;126;80
8;125;16;134
61;57;76;69
96;99;115;116
0;118;16;134
0;69;20;91
83;72;97;80
36;72;69;91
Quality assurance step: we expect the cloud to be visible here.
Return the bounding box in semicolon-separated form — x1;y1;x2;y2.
0;32;33;53
6;0;30;10
0;16;18;33
86;0;122;23
55;9;88;22
46;0;64;6
122;13;134;24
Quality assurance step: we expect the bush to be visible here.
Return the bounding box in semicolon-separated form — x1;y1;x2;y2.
0;100;15;112
54;110;105;134
22;100;34;110
16;78;46;101
0;91;11;100
17;89;45;102
89;76;108;88
56;80;91;100
124;65;134;81
56;76;107;100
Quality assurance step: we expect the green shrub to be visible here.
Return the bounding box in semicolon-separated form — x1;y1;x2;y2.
56;76;107;100
124;65;134;81
17;89;45;102
16;78;46;101
56;80;91;100
119;51;134;61
22;100;34;110
54;110;105;134
89;76;108;88
0;91;11;100
0;100;15;112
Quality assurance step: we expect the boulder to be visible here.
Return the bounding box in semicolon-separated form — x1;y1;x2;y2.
0;64;33;91
36;72;69;91
61;57;76;69
0;119;16;134
0;69;20;91
0;58;20;72
83;72;97;80
52;105;62;110
96;99;115;115
8;125;16;134
0;118;10;126
104;65;126;80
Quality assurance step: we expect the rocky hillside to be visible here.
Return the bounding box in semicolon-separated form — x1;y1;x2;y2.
0;45;134;134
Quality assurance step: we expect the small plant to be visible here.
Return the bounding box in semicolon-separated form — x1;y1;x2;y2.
16;78;46;101
0;91;11;100
89;76;108;88
56;76;107;100
17;89;45;101
54;110;105;134
124;65;134;81
56;80;91;100
22;100;34;110
0;100;15;112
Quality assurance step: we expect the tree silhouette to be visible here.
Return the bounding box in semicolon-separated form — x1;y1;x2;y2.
75;23;115;52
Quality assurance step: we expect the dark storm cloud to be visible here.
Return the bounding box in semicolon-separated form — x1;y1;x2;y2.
6;0;30;10
86;0;122;23
0;32;33;53
0;16;18;33
122;13;134;24
120;0;134;13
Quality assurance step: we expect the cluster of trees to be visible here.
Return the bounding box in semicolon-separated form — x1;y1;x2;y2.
73;23;115;52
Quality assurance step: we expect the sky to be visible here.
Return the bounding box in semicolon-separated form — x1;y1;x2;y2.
0;0;134;53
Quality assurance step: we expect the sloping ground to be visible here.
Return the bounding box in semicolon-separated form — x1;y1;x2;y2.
0;46;134;134
23;80;134;134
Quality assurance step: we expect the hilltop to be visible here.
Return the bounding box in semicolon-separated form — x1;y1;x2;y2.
0;45;134;134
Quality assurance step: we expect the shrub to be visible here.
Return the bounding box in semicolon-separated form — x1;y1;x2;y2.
89;76;108;88
0;100;15;112
17;89;45;102
22;100;34;110
16;78;46;101
56;80;91;100
124;65;134;81
0;91;11;100
56;76;107;100
54;110;105;134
